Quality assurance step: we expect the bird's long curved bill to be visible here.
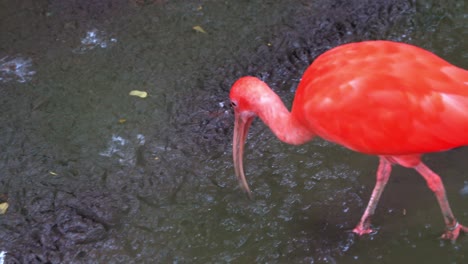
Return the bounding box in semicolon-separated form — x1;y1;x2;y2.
233;113;254;198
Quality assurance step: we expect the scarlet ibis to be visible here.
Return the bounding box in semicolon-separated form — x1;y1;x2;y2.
230;40;468;240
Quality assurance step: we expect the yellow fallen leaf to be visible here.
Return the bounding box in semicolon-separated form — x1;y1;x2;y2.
196;5;202;11
0;202;8;214
193;25;207;34
118;118;127;124
49;171;58;176
129;90;148;98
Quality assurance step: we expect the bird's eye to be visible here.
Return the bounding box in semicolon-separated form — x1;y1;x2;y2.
230;101;237;108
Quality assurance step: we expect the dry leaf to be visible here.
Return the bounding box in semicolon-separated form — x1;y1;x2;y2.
119;118;127;124
129;90;148;98
49;171;58;176
0;202;8;214
193;25;207;34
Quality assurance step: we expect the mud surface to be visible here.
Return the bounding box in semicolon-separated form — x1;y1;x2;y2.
0;0;467;263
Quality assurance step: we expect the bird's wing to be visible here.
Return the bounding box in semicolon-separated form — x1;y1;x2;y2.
296;64;468;155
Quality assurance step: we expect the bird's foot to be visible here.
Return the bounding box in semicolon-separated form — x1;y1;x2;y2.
352;224;374;236
441;222;468;241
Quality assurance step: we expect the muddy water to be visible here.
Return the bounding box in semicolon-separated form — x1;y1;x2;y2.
0;0;467;263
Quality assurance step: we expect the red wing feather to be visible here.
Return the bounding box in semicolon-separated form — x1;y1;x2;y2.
292;41;468;154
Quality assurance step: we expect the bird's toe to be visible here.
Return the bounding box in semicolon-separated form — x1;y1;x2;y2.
441;223;468;241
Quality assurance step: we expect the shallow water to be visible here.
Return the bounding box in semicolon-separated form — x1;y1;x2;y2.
0;0;467;263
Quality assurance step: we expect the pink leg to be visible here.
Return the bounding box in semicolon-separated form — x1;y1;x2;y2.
353;157;392;235
414;162;468;240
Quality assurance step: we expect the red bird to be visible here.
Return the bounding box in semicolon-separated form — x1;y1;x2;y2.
230;40;468;240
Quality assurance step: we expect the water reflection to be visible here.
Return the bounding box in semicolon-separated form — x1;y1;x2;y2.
0;56;35;83
461;181;468;196
72;28;117;54
100;134;146;166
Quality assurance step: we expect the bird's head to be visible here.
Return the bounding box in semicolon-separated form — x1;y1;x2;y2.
229;76;271;112
229;76;269;198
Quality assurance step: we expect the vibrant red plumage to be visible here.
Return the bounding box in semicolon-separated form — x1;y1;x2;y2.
292;41;468;154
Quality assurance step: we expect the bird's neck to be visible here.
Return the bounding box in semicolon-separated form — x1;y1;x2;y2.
255;92;315;145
